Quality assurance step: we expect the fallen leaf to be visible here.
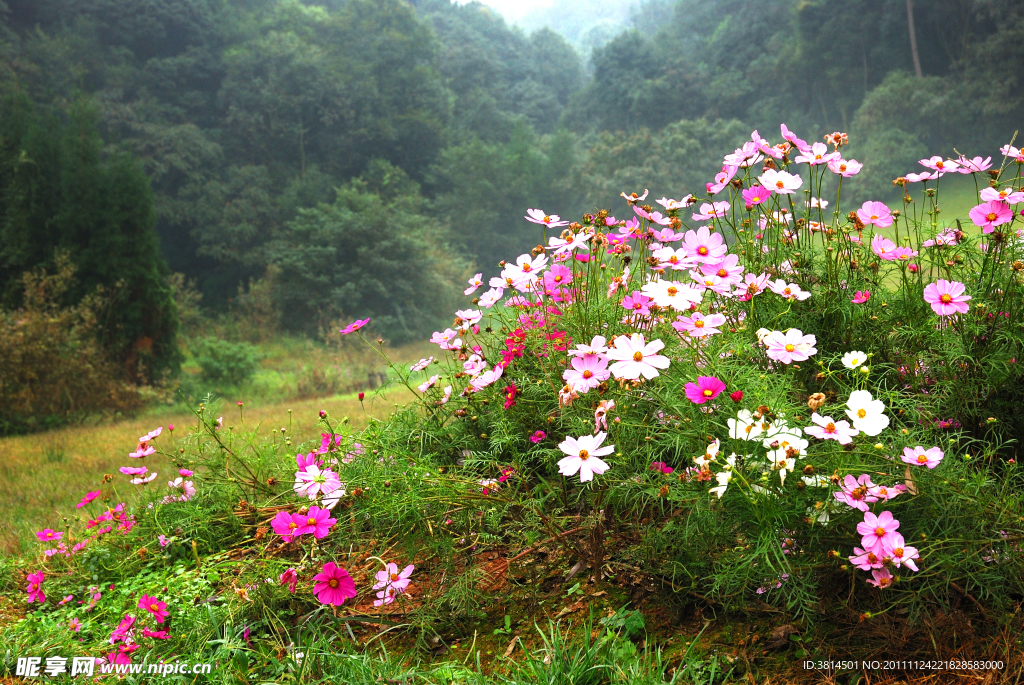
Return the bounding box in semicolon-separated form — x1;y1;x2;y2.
503;636;519;658
765;624;799;650
904;466;918;495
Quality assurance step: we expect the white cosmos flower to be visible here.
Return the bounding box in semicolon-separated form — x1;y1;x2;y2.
841;351;867;369
845;390;890;436
605;334;670;380
728;410;764;440
557;432;614;482
693;439;721;469
709;454;737;498
641;280;703;310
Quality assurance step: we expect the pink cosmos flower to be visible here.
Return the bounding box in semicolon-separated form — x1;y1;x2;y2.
905;171;938;183
26;571;45;603
109;614;135;643
969;200;1013;233
339;318;370;335
621;291;652;316
158;534;168;547
168;477;196;499
530;430;546;443
827;158;863;177
889;246;918;262
922;230;958;247
866;567;894;589
294;464;342;499
923;280;971;316
804;413;857;445
570;335;609;358
885;533;920;572
654;246;699;271
557;433;613;482
764;329;817;364
139;594;169;624
780;123;808;151
737;272;770;300
956;155;992;173
849;547;885;570
833;474;879;512
741;185;772;207
706;165;738;194
143;628;169;639
69;618;82;632
685;376;727;404
851;290;871;304
767;279;810;301
130;472;158;485
525;208;568;228
919;156;959;174
417;375;440;393
857;510;900;554
280;568;298;592
979;186;1024;205
701;253;744;282
650;227;683;243
673;312;727;338
543;264;573;294
430;328;462;350
562;354;610;393
650;461;674;474
120;466;148;477
901;445;945;469
757;169;802;194
606;333;670;380
857;201;893;228
77;491;100;508
681;226;728;263
294;506;337;539
36;529;63;542
656;196;690;210
312;562;357;606
870;234;897;260
273;510;304;541
470;365;504;392
503;384;518;409
107;644;139;666
465;273;483;295
691;202;730;221
372;563;415;607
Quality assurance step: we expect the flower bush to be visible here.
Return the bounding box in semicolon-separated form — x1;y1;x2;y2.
5;126;1024;674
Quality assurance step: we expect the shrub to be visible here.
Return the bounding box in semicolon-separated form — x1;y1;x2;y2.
0;252;144;434
191;337;262;388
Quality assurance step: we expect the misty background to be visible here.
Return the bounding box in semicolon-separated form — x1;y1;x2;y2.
0;0;1021;387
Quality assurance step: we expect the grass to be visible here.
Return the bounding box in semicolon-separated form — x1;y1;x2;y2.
0;386;414;555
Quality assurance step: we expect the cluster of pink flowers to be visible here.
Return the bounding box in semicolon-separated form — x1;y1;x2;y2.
271;506;337;542
849;511;920;589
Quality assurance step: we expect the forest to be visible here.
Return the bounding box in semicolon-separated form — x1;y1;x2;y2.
0;0;1021;393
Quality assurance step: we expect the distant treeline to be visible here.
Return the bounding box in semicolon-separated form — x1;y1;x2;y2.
0;0;1019;371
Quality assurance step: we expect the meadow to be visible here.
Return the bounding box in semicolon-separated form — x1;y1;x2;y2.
3;129;1024;685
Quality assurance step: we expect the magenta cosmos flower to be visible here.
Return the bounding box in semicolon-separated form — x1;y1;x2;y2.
313;562;357;606
529;430;546;443
26;572;45;603
138;594;169;623
804;413;857;445
685;376;727;404
673;312;727;338
294;506;337;539
851;290;871;304
562;354;610;393
741;185;771;207
621;291;652;316
77;490;100;508
901;445;944;469
650;461;674;474
923;280;971;316
857;201;893;228
36;529;62;542
272;511;302;542
280;568;298;592
969;200;1013;233
557;432;613;482
339;318;370;335
764;329;817;364
606;334;670;380
857;510;900;555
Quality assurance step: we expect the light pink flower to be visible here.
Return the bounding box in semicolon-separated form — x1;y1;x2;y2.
979;186;1024;205
870;234;897;259
866;567;894;589
685;376;727;404
653;246;699;271
417;375;440;393
886;533;920;572
606;334;670;380
701;253;744;283
923;279;970;316
557;433;613;482
956;155;992;173
857;510;900;554
969;200;1013;233
919;156;959;174
569;335;609;358
563;354;610;393
795;142;839;166
691;202;730;221
757;169;802;194
804;413;857;445
465;273;483;295
922;230;958;247
312;562;357;606
905;171;938;183
764;329;817;364
294;465;342;499
780;123;809;151
833;474;879;512
525;208;568;228
857;201;893;228
767;279;810;301
901;445;944;469
849;547;885;570
168;477;196;499
681;226;728;263
673;312;727;338
372;562;415;607
828;158;863;177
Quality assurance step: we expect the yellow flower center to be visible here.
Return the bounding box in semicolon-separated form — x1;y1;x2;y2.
839;164;847;171
870;214;879;220
667;287;678;296
150;604;159;612
329;579;339;588
785;344;795;352
579;450;590;460
875;527;886;537
391;573;400;581
857;409;867;419
917;454;928;463
288;522;298;530
940;294;952;303
703;389;714;397
867;553;877;563
632;351;644;362
694;320;705;328
825;422;836;433
717;269;727;277
582;370;593;379
698;246;708;255
307;517;317;526
987;212;997;221
669;256;679;264
776;181;785;189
